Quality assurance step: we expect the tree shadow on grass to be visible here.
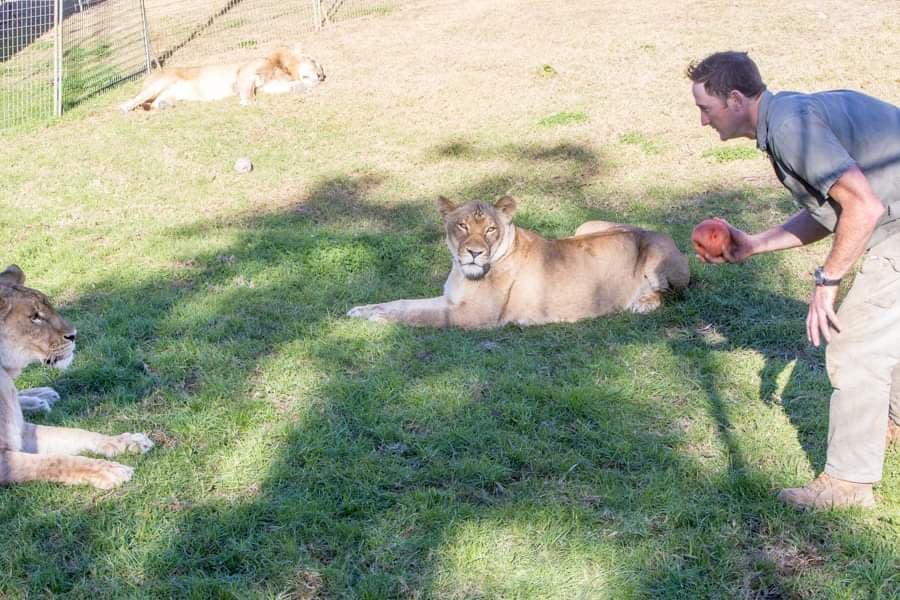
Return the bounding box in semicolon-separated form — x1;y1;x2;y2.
145;163;896;596
1;170;434;595
2;141;897;597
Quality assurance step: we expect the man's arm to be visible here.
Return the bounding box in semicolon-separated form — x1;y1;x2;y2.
699;210;829;264
806;166;885;346
744;209;832;256
819;166;886;279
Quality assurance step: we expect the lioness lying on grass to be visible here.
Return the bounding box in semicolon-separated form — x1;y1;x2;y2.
119;44;325;112
0;265;153;488
347;196;690;329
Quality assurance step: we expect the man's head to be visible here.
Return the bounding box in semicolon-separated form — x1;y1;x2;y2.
686;51;766;141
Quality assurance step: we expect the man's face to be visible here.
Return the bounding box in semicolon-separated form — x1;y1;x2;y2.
692;82;742;141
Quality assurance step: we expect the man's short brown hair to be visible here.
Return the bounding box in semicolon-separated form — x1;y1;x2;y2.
686;51;766;100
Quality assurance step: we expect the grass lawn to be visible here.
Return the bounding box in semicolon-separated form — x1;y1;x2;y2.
2;0;899;597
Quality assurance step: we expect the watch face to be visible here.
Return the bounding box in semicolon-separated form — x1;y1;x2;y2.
814;267;839;286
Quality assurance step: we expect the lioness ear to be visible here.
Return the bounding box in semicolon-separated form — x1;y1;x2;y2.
436;196;457;218
0;264;25;286
494;196;517;220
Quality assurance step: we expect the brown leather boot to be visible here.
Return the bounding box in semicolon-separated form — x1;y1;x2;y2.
777;473;875;509
888;420;900;446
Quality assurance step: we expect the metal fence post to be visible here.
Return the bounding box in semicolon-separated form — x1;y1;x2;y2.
53;0;63;116
138;0;154;73
313;0;323;30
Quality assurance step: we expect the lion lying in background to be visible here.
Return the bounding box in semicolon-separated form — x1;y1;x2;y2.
0;265;153;488
119;44;325;112
347;196;690;329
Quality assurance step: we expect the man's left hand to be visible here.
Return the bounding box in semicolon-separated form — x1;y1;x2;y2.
806;284;842;347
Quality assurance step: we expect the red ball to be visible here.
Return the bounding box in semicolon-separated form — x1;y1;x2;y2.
692;218;732;258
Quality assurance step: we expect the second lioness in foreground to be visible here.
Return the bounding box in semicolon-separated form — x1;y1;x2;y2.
1;265;153;488
347;196;689;329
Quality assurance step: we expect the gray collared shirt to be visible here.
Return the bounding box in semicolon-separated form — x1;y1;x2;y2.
756;89;900;248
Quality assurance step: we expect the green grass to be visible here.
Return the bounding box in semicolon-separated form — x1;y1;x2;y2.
1;1;898;597
538;111;588;127
0;85;54;129
1;57;55;129
619;131;665;155
537;64;558;78
703;145;761;163
62;43;124;110
350;4;399;19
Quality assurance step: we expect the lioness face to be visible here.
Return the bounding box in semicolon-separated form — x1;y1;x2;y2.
437;196;517;280
0;265;77;373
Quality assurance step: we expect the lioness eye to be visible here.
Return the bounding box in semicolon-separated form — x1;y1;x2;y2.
456;222;468;231
486;226;497;234
30;313;43;324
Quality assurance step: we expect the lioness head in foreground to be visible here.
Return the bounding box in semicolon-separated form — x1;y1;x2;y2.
437;195;517;280
0;265;76;374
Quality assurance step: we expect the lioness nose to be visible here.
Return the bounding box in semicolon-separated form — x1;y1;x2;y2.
64;330;77;342
467;249;483;259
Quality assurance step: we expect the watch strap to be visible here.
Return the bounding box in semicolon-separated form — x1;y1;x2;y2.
815;266;841;286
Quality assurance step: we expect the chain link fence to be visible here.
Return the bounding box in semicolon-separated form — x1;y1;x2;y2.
1;0;405;130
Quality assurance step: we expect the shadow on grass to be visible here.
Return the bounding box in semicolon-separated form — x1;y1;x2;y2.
2;140;896;597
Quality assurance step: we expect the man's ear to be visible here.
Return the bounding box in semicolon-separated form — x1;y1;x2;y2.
0;264;25;286
494;196;517;221
727;89;745;109
436;196;457;218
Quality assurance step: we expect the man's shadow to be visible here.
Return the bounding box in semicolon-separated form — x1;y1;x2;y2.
665;244;830;478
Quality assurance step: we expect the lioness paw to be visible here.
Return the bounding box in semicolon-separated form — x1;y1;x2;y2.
629;292;663;314
97;432;155;457
83;461;134;489
18;387;61;412
347;304;389;321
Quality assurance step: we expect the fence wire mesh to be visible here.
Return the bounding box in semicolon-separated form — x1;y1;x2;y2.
1;0;56;126
1;0;406;130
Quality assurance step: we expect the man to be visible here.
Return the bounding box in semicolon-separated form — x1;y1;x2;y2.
686;51;900;509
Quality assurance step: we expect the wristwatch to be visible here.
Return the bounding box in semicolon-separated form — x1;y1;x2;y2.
814;266;841;286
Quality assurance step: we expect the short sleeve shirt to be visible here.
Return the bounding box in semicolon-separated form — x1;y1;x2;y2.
756;90;900;248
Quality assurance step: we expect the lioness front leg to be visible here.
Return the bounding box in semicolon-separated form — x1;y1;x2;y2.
23;423;154;458
347;297;452;327
1;451;134;489
17;387;60;413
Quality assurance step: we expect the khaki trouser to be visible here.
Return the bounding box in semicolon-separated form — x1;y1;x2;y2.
825;232;900;483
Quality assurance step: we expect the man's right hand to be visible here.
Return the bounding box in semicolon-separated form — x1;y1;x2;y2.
694;218;756;264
